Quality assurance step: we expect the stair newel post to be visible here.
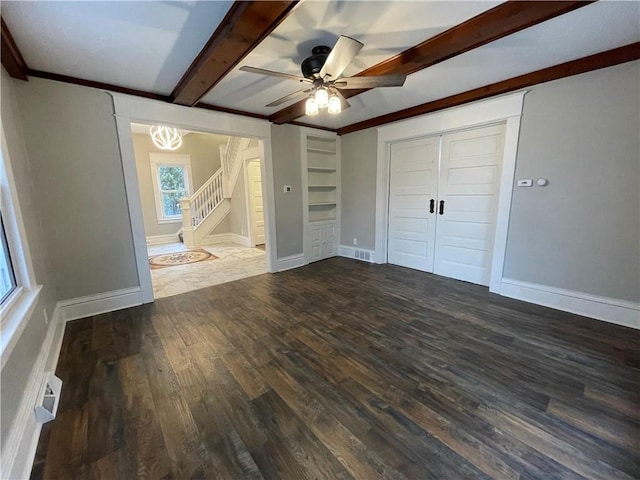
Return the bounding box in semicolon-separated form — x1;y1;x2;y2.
180;197;196;248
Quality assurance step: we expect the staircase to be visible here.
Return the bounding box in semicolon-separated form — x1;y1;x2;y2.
179;135;254;248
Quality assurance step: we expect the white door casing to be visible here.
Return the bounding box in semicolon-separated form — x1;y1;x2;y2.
387;136;439;272
376;91;526;293
434;124;505;286
111;93;276;303
247;160;265;246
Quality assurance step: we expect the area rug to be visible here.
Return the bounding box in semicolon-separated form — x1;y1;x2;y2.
149;248;218;269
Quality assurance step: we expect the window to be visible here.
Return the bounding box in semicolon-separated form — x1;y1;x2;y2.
0;215;17;304
149;153;192;223
1;133;42;369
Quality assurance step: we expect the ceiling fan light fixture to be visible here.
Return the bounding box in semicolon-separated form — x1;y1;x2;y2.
149;125;183;150
315;87;329;108
305;96;319;116
328;94;341;114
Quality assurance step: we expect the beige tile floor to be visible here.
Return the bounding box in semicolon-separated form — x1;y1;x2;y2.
147;242;267;299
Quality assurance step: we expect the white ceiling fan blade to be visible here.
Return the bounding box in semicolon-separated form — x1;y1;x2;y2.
319;36;363;80
334;74;406;89
240;66;313;83
266;88;313;107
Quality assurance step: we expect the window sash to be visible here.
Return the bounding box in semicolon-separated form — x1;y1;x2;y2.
149;154;192;223
0;215;17;305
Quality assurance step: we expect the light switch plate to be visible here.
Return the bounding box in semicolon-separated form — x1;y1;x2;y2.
517;179;533;187
283;185;292;193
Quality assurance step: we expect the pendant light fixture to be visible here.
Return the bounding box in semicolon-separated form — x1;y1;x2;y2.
305;95;319;116
327;93;341;114
149;125;183;150
305;87;343;116
315;87;329;109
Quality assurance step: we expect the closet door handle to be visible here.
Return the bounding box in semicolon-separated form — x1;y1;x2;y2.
429;199;435;214
439;200;445;215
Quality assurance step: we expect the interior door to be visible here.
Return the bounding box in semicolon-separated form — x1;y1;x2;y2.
387;136;439;272
247;160;265;245
434;124;505;286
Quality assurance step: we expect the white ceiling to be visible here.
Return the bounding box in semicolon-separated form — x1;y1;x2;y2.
2;1;638;130
2;1;233;94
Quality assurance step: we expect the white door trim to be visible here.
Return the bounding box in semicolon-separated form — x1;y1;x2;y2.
110;93;276;303
375;91;527;293
245;158;264;247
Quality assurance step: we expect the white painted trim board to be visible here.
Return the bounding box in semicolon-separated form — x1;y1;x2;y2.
275;254;305;272
500;278;640;330
202;233;252;248
1;305;65;480
146;233;180;245
58;287;143;322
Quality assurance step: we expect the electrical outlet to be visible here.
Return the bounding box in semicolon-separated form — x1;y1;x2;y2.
43;308;49;325
353;238;358;246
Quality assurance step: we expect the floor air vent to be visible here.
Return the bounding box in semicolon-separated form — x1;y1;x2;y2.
34;373;62;424
355;250;371;261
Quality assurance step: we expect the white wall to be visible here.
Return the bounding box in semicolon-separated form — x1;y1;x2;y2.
13;77;139;300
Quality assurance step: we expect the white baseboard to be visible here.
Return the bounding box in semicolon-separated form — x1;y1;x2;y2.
338;245;376;263
201;233;251;248
2;305;66;480
146;233;180;245
276;253;306;272
500;278;640;330
58;287;143;322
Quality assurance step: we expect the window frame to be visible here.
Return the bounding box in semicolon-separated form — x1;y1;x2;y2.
148;153;193;224
1;123;42;370
0;215;17;304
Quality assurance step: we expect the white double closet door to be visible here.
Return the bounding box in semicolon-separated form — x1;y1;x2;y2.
388;123;505;286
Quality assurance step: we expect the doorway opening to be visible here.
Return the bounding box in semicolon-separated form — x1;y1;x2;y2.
130;122;269;299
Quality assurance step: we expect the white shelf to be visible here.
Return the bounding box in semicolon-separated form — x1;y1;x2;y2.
308;166;336;172
304;131;340;259
307;147;336;155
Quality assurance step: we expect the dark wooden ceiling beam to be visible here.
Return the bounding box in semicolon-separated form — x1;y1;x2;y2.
337;42;640;136
1;17;28;80
269;0;593;125
171;0;299;107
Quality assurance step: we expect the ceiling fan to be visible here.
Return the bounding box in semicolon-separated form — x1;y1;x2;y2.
240;35;406;116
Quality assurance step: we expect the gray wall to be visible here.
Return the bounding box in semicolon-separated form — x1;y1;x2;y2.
0;71;58;445
13;77;139;300
271;124;303;258
132;132;228;237
503;60;639;302
342;61;639;304
340;128;378;250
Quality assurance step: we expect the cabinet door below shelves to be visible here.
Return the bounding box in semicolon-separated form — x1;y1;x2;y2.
308;223;337;263
310;225;323;262
324;224;336;257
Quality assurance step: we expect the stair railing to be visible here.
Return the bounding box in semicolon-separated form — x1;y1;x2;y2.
180;168;224;233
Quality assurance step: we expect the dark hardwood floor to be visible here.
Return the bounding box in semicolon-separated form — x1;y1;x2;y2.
31;258;640;479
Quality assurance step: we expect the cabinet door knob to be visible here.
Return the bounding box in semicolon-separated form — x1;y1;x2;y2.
429;199;435;214
439;200;445;215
